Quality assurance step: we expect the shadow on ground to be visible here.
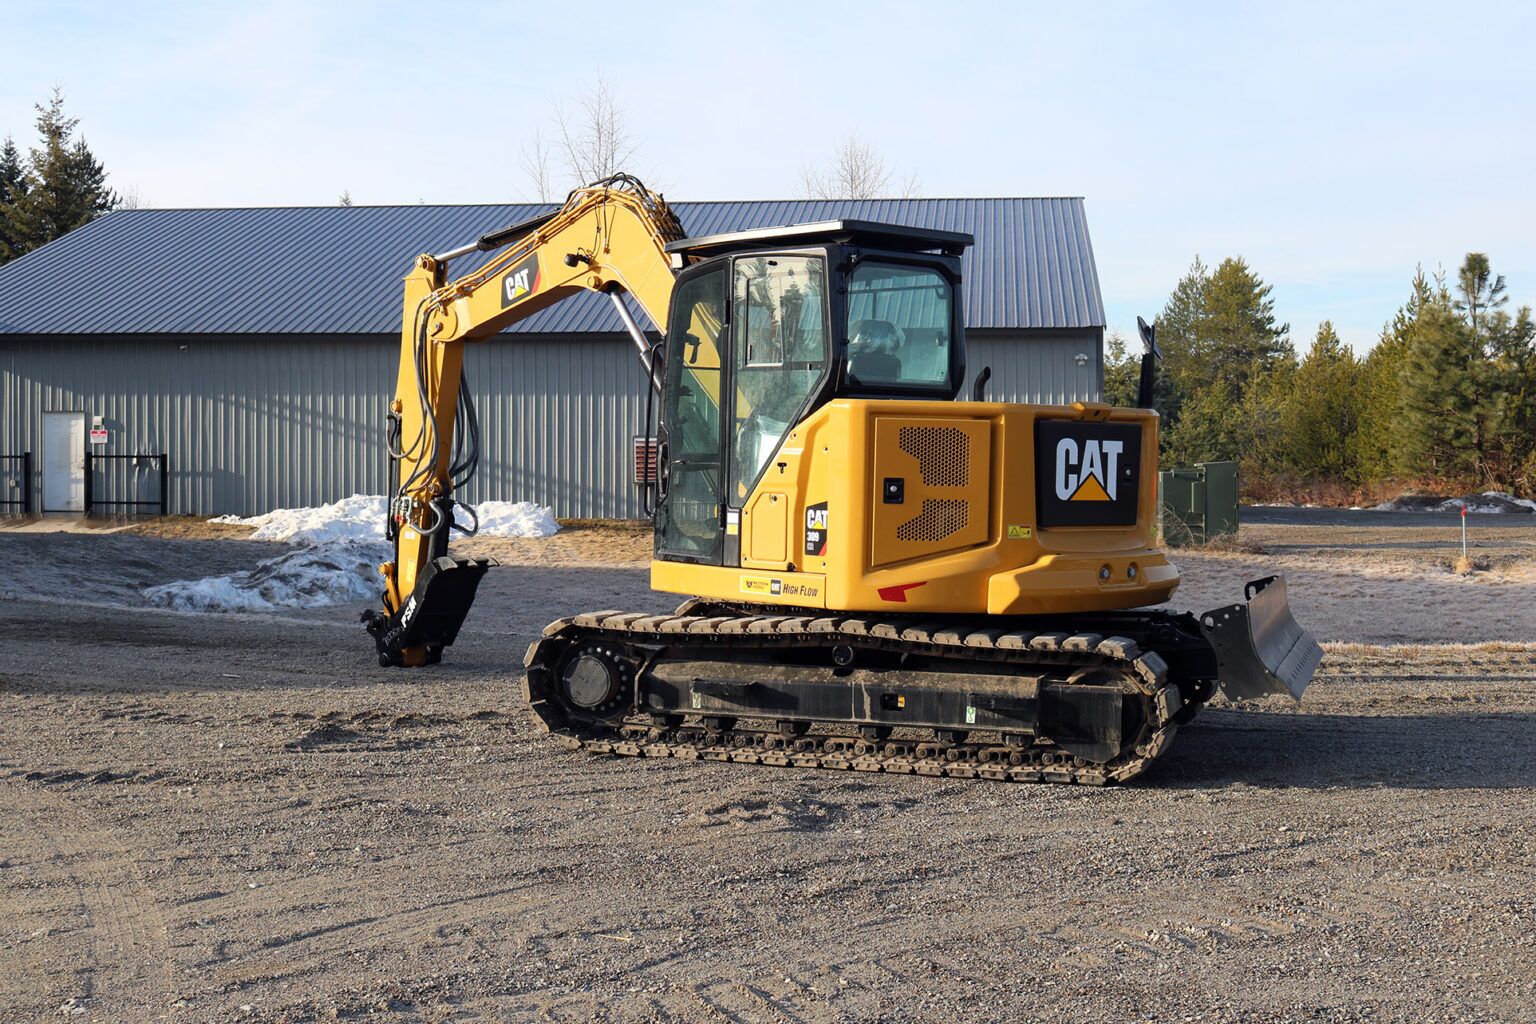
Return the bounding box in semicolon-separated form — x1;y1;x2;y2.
1159;706;1535;790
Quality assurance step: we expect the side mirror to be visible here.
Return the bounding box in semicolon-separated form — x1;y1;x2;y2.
1135;316;1160;409
1136;315;1161;358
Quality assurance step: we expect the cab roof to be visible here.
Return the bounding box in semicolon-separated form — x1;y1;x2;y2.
666;219;973;259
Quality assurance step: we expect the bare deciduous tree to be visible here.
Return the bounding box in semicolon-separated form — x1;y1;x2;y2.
117;185;149;210
520;75;645;200
554;75;638;187
801;133;920;199
519;128;557;203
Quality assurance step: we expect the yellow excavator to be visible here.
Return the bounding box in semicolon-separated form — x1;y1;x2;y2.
363;174;1321;785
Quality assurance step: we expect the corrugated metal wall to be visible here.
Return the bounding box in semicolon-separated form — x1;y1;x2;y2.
466;336;649;518
3;336;394;515
967;330;1103;406
1;329;1100;519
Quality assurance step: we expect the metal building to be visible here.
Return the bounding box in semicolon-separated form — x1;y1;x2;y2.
0;198;1106;518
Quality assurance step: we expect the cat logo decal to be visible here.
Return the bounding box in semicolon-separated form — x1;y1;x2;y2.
1055;437;1124;502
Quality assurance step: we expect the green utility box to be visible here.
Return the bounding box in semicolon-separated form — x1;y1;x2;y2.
1159;461;1239;547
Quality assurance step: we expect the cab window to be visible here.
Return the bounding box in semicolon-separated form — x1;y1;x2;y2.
729;256;827;503
657;266;727;559
845;262;954;389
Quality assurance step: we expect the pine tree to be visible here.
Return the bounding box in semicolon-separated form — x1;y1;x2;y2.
1102;330;1141;407
1238;355;1297;475
1351;269;1431;480
1200;257;1293;394
1161;385;1246;467
0;89;117;261
0;135;28;263
1454;252;1507;337
1397;271;1482;481
1279;321;1359;477
1497;304;1536;490
1151;256;1209;425
1453;253;1532;486
1158;256;1292;396
1155;255;1293;466
1350;335;1407;483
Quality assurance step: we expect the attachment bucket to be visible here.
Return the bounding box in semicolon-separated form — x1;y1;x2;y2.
1199;576;1321;701
364;555;494;666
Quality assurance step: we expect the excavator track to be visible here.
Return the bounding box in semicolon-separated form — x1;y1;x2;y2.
523;603;1210;786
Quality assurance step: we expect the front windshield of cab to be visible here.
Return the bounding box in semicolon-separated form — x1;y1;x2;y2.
845;262;954;389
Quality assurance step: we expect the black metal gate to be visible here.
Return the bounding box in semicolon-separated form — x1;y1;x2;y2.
85;453;168;515
0;452;32;514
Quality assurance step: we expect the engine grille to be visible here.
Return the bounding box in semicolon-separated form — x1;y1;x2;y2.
896;499;969;542
899;426;969;487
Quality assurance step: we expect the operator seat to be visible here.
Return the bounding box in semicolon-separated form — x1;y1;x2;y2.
848;318;903;383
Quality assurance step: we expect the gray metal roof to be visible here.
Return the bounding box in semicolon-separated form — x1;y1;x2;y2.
0;198;1103;336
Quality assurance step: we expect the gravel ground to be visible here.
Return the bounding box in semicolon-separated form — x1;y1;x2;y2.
1;517;1534;1022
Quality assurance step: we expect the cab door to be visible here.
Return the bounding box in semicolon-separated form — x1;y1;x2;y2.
727;255;829;564
655;264;728;563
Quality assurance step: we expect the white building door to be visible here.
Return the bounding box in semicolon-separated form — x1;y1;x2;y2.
43;412;86;512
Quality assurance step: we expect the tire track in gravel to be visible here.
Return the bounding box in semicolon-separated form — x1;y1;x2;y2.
0;776;173;1019
200;880;553;988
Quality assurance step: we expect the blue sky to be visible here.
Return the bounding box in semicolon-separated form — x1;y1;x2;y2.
4;0;1532;352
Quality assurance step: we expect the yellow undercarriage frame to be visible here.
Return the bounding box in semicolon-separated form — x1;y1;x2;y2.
651;399;1179;616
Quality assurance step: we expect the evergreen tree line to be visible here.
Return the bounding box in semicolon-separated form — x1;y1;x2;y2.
1105;253;1536;497
0;90;117;264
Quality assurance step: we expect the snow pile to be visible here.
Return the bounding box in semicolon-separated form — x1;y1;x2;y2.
143;541;386;613
472;500;561;538
151;494;558;613
209;493;561;541
1373;491;1536;514
210;493;387;543
1443;492;1536;514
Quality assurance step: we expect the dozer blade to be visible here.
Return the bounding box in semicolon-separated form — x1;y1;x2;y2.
1198;575;1321;702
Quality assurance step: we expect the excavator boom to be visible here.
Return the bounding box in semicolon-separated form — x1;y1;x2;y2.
364;176;686;666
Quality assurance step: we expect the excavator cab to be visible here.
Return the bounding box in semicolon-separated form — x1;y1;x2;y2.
653;221;969;567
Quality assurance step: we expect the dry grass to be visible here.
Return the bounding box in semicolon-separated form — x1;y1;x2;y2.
1198;532;1270;555
459;519;653;568
1322;640;1536;658
1452;554;1491;575
1238;471;1529;508
120;515;258;540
